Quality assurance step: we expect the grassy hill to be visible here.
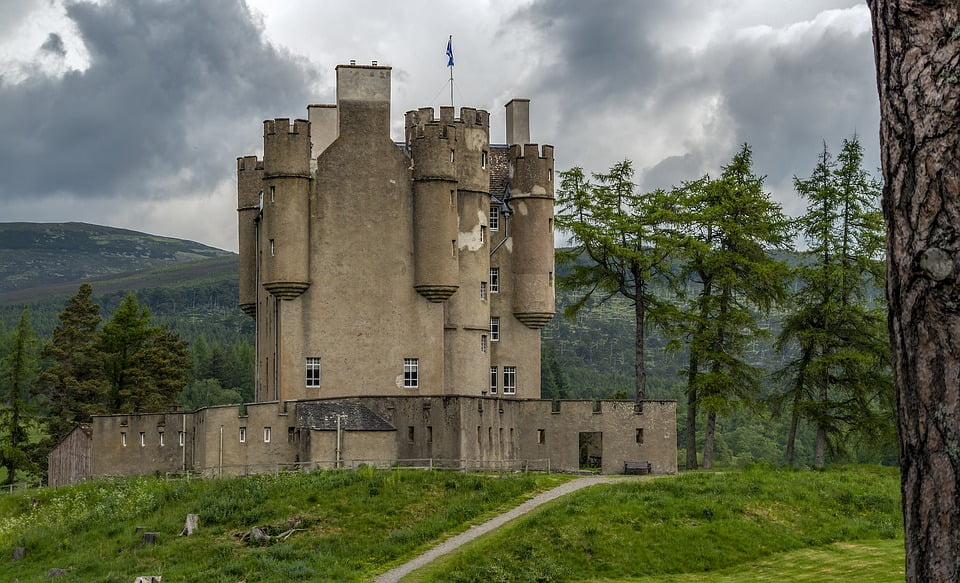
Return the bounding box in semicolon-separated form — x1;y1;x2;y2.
0;223;249;343
0;466;902;582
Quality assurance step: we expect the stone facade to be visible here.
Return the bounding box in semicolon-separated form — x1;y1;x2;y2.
47;62;678;486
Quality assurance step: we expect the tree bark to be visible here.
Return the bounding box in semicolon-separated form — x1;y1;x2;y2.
868;2;960;581
685;356;699;470
703;410;717;469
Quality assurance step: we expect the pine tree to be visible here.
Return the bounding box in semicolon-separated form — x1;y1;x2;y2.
676;145;791;469
0;308;41;484
40;283;107;442
555;161;682;403
98;293;188;413
774;137;890;468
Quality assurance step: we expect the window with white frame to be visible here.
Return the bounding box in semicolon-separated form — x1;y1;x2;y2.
490;317;500;341
306;357;321;387
159;431;165;447
404;358;419;388
263;427;271;443
490;366;498;394
490;267;500;292
480;225;486;243
503;366;517;394
481;335;487;353
480;281;487;300
240;427;247;443
489;205;500;231
481;150;488;169
139;432;145;447
121;432;127;447
178;431;185;447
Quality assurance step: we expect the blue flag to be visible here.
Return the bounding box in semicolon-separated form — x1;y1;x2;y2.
446;36;454;67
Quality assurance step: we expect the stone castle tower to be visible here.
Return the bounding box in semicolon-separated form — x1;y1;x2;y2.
237;63;555;404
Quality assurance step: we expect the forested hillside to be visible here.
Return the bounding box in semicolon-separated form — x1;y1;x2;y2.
0;222;894;474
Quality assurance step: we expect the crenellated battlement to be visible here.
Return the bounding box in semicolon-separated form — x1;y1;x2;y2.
405;106;490;143
237;156;263;172
509;143;554;161
263;118;310;136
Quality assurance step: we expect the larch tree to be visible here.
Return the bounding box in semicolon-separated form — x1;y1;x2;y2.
40;283;107;442
774;138;889;469
868;1;960;579
676;145;791;469
555;160;682;404
0;308;41;484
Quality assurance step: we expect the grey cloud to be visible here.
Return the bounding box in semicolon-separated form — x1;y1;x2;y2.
0;0;319;202
40;33;66;57
509;0;880;201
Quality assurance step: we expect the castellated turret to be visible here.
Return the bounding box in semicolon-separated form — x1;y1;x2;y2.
407;111;460;302
506;99;556;329
260;118;311;300
236;155;263;317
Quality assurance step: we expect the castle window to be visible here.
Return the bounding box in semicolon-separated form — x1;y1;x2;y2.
452;240;457;258
263;427;271;443
270;239;275;256
490;317;500;341
489;205;500;231
407;426;415;443
480;225;486;243
480;282;487;300
270;185;276;203
427;426;433;443
139;432;146;447
636;428;644;445
306;357;321;388
121;432;127;447
240;427;246;443
450;149;455;163
403;358;419;388
178;431;185;447
481;150;488;169
537;429;545;444
481;335;487;353
477;426;482;443
503;366;517;394
450;190;455;207
159;431;165;447
490;268;500;292
548;217;554;233
490;366;498;393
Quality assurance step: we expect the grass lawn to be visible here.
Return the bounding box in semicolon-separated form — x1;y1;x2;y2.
407;466;902;582
0;468;570;582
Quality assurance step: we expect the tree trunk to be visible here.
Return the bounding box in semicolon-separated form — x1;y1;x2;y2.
634;289;647;403
685;354;699;470
868;2;960;580
814;378;828;469
785;404;800;465
702;409;716;469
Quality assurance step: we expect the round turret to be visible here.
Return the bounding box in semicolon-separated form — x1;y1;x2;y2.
237;155;263;316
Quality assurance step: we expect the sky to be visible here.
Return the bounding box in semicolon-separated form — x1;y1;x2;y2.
0;0;880;252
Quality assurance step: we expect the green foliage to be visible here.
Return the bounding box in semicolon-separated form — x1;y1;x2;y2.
40;283;108;442
775;137;892;467
0;308;42;484
674;145;792;468
555;161;683;400
0;470;568;581
97;293;189;413
413;466;902;582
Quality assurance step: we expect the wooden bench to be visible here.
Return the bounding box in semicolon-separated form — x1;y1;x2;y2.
624;461;651;475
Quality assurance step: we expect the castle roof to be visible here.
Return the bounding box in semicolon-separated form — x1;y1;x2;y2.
489;145;511;197
296;401;395;431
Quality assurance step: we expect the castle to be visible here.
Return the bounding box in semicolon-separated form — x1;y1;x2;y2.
48;63;677;486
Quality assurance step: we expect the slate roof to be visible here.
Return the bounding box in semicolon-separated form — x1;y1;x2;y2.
489;145;511;197
296;402;395;431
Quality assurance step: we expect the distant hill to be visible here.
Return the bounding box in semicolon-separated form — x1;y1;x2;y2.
0;222;249;343
0;222;231;296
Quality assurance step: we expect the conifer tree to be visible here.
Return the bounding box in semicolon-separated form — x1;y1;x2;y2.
0;308;41;484
774;137;890;468
676;145;791;469
555;160;682;404
40;283;107;441
98;293;188;413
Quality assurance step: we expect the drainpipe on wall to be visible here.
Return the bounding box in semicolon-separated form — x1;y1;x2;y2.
218;425;223;478
181;414;186;472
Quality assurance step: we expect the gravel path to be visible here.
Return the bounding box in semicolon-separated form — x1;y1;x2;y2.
374;475;642;583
